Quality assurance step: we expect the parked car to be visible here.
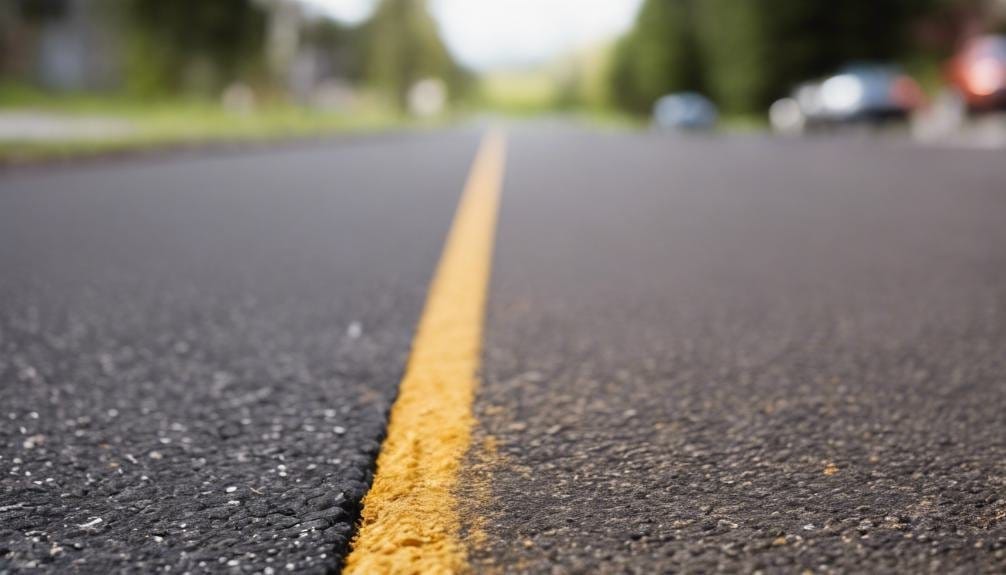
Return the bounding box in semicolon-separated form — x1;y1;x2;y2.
946;35;1006;113
652;92;718;130
769;64;924;133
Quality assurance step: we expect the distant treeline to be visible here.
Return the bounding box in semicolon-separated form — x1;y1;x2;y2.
126;0;470;106
609;0;996;115
2;0;469;108
121;0;269;95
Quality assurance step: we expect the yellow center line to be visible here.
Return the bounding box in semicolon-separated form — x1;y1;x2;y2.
344;129;507;575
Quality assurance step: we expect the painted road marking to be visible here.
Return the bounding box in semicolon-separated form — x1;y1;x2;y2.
344;130;506;574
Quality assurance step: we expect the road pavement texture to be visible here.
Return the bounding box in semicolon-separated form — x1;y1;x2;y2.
465;127;1006;573
2;124;1006;573
0;132;477;572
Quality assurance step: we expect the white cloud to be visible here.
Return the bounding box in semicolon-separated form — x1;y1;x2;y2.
295;0;643;70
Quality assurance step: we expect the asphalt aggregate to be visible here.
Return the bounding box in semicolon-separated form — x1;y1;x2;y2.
466;126;1006;573
2;124;1005;574
0;132;477;573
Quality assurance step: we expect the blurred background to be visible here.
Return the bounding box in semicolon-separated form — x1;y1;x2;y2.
2;0;1006;158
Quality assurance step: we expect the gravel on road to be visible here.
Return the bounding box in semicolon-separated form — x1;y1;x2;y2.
0;131;478;573
465;127;1006;574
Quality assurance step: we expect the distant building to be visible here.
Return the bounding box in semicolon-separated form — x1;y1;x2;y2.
0;0;121;91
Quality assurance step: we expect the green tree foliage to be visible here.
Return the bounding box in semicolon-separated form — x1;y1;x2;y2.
14;0;68;22
301;17;364;82
363;0;469;109
612;0;944;116
122;0;267;96
610;0;703;114
692;0;772;115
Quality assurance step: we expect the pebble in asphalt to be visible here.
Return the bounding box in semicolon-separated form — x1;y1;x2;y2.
464;127;1006;573
0;133;477;573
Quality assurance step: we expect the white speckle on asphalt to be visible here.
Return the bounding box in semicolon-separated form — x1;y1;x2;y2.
346;321;362;339
333;426;346;435
225;486;237;493
78;517;103;529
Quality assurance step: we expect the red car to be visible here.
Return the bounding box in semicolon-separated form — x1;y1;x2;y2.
947;35;1006;112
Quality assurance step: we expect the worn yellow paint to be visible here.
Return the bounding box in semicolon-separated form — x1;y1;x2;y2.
344;130;506;575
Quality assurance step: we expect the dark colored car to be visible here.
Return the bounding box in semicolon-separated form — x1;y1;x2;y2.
769;64;924;133
946;35;1006;112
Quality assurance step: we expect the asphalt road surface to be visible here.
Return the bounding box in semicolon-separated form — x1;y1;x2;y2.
3;124;1006;574
467;126;1006;573
0;133;477;572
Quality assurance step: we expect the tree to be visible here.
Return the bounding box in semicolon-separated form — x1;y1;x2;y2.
692;0;774;114
301;17;365;82
362;0;468;109
609;0;704;114
613;0;946;116
122;0;267;96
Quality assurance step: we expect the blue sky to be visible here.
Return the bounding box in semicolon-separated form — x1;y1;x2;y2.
296;0;643;70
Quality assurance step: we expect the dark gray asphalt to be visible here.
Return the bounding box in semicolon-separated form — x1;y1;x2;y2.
0;131;477;573
466;126;1006;573
3;124;1006;574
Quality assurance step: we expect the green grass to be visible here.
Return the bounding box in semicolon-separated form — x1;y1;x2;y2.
476;71;562;117
718;114;769;133
575;108;647;130
0;86;409;163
